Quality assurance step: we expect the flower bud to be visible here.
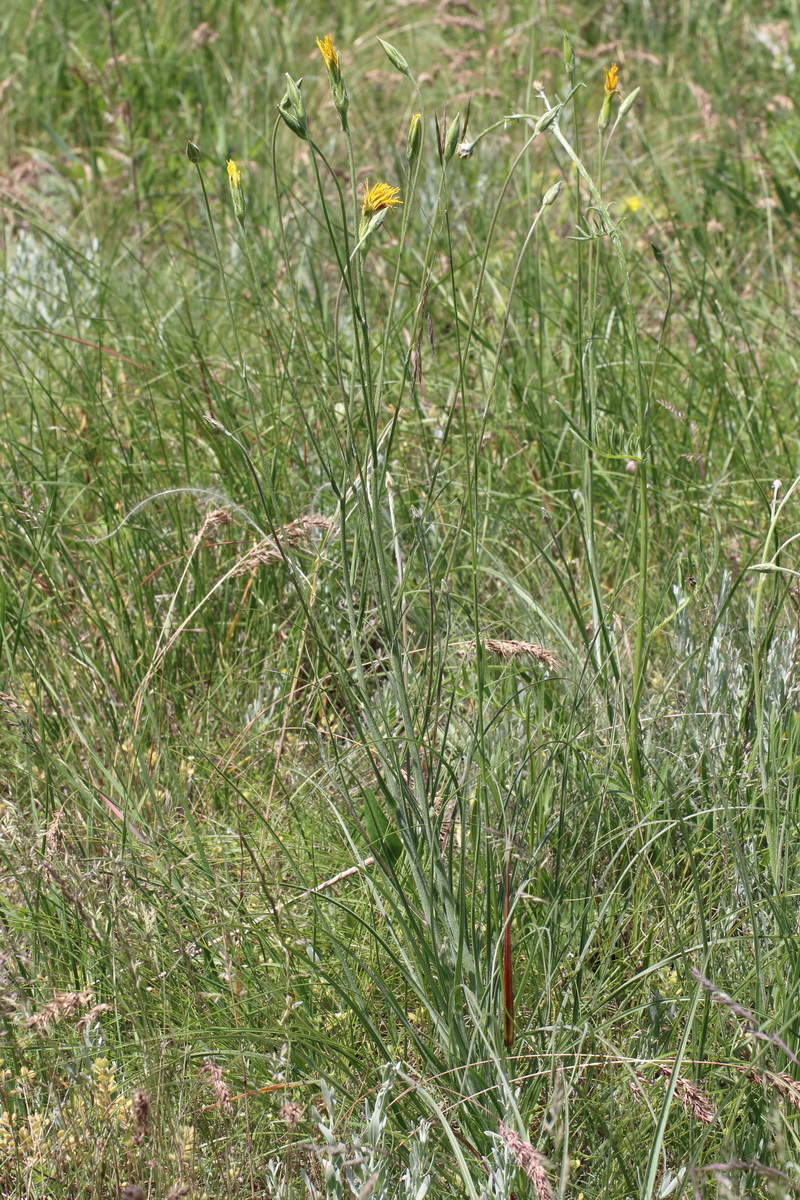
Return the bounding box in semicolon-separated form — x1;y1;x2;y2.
377;37;411;78
284;74;306;125
186;141;201;164
534;105;559;135
443;112;461;163
227;159;245;221
406;112;423;165
618;86;640;120
541;179;563;208
278;75;308;140
563;31;575;80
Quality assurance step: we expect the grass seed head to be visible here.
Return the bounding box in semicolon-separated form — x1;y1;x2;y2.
499;1123;553;1200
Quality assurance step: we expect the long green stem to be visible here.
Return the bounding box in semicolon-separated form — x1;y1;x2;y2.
191;157;246;385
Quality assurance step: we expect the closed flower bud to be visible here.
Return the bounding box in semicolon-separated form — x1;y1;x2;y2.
377;37;412;78
534;105;559;135
443;112;461;163
284;74;306;125
563;31;575;80
618;85;641;119
406;112;423;165
541;179;563;208
458;140;476;159
186;141;201;164
278;75;308;139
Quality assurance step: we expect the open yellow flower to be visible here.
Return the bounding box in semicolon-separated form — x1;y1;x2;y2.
604;62;620;95
361;180;402;221
316;35;339;74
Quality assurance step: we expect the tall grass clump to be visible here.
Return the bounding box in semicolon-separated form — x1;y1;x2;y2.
2;2;800;1197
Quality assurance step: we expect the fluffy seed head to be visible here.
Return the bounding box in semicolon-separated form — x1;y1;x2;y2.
499;1123;553;1200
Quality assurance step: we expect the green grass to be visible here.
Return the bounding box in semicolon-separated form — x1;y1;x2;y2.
3;1;800;1197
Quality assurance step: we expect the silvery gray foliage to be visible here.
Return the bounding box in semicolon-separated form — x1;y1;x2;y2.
480;1135;516;1200
267;1067;433;1200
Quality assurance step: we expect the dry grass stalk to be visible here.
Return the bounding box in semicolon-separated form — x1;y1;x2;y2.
483;639;559;669
691;967;800;1066
235;514;333;575
77;1002;112;1030
26;990;93;1031
657;1064;715;1124
739;1066;800;1109
201;1057;233;1115
498;1122;553;1200
201;507;233;535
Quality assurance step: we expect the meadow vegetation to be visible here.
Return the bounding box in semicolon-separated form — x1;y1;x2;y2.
2;0;800;1196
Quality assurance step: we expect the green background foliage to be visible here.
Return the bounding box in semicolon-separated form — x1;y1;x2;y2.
2;1;800;1197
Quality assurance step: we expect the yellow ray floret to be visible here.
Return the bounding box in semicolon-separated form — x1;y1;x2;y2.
226;160;241;189
316;35;339;73
604;63;620;95
361;180;402;220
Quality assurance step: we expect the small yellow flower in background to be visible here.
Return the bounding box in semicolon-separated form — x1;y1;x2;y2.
624;195;642;213
316;34;339;74
604;62;620;95
361;180;402;220
226;158;245;220
315;34;348;127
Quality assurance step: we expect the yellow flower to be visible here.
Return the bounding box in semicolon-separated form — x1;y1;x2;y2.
316;35;339;74
361;180;402;220
624;195;641;213
604;62;620;95
226;159;245;219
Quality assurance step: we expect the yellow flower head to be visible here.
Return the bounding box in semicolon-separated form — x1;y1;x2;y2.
604;62;620;95
226;159;245;219
361;180;402;220
316;35;339;74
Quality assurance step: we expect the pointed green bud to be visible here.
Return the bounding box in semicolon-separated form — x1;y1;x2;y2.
563;31;575;80
534;105;559;135
406;112;423;165
278;75;308;139
377;37;412;78
618;86;641;119
541;179;563;208
443;111;461;163
597;94;612;131
284;73;306;125
186;141;201;164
